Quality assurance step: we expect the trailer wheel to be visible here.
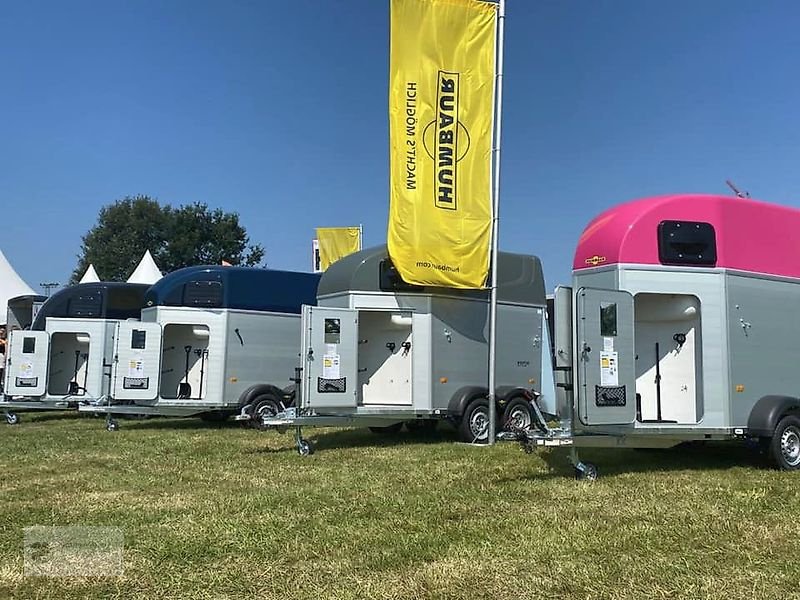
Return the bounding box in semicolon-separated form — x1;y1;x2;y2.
297;439;314;456
459;398;491;444
575;462;598;481
368;423;403;435
770;415;800;470
5;412;19;425
502;398;534;430
251;395;281;431
106;419;119;432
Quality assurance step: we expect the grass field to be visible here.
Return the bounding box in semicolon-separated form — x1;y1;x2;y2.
1;412;799;599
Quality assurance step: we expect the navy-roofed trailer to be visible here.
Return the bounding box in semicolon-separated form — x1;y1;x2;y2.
252;246;549;457
2;283;149;424
79;266;320;431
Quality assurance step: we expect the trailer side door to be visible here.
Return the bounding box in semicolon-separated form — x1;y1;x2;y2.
576;287;636;426
301;305;358;409
112;322;162;401
4;330;49;396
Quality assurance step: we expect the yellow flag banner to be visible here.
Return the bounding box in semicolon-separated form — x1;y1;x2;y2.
388;0;497;288
316;227;362;271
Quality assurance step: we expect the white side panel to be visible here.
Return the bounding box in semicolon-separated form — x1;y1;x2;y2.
302;305;359;409
112;322;162;401
358;311;413;406
4;330;49;396
620;268;725;427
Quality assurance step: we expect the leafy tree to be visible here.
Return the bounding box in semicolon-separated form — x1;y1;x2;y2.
71;195;265;283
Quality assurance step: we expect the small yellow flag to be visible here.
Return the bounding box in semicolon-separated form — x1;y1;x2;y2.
315;227;362;271
388;0;497;288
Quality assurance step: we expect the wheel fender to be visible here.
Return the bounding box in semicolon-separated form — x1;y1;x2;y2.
495;386;533;409
747;395;800;437
448;386;488;418
238;384;288;410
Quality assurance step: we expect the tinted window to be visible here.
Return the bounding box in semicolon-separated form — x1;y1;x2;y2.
131;329;146;349
600;303;617;337
68;292;103;317
106;287;146;320
658;220;717;266
184;280;223;307
379;259;422;292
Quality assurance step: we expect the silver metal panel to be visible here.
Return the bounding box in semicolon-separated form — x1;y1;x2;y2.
302;305;359;409
112;321;162;401
221;310;302;407
553;286;572;369
726;273;800;427
4;330;49;396
576;287;635;426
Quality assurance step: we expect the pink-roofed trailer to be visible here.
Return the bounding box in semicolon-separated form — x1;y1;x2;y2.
507;194;800;477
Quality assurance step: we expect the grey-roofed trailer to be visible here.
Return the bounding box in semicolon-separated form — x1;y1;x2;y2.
503;194;800;477
256;246;548;454
80;266;320;430
2;283;149;424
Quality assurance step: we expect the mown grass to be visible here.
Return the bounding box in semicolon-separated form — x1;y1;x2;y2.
1;412;799;599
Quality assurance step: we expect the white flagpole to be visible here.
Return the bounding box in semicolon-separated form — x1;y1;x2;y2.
487;0;506;445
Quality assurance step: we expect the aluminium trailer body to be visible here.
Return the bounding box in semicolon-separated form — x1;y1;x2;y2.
509;193;800;475
81;266;320;429
260;246;552;454
1;283;149;424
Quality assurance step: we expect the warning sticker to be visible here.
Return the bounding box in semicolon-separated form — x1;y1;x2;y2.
600;351;618;386
322;354;340;379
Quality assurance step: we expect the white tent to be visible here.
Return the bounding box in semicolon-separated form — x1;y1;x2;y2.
0;249;36;326
78;264;101;284
127;250;163;285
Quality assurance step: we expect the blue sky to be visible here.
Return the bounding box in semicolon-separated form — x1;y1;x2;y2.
3;0;800;292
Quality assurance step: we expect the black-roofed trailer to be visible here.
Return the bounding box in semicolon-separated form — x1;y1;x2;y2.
2;283;149;424
259;246;550;454
80;266;320;430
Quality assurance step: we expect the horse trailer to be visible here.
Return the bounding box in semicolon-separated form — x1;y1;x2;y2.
257;246;550;454
82;266;320;430
2;283;149;424
504;194;800;476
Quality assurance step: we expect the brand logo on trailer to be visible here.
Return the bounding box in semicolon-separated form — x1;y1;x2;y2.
422;71;471;212
585;255;607;267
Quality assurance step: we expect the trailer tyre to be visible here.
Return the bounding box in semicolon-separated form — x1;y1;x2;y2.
770;415;800;470
5;412;19;425
459;398;491;444
251;395;282;431
297;439;314;456
502;398;534;431
575;462;598;481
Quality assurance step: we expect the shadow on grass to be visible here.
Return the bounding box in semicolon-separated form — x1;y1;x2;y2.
2;410;85;424
109;416;247;431
250;425;461;454
515;441;770;480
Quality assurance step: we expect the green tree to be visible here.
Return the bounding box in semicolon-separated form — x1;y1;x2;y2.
71;195;265;283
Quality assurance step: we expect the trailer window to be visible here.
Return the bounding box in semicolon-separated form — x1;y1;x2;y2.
324;318;341;344
184;280;223;307
658;220;717;266
600;303;617;337
379;259;423;292
68;291;103;317
131;329;147;350
22;337;36;354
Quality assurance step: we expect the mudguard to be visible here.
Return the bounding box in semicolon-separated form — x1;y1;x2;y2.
747;395;800;437
238;383;293;409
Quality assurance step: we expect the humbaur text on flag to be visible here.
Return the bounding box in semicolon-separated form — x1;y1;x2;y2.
387;0;497;288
